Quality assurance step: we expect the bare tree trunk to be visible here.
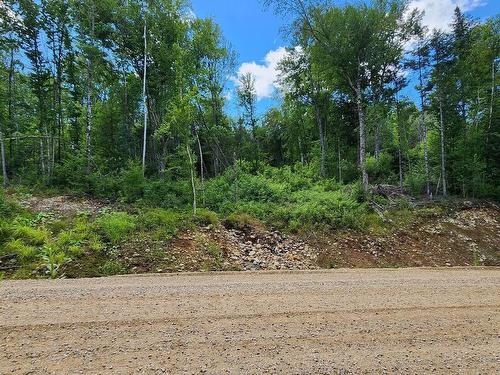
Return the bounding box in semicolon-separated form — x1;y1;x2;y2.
486;58;496;160
187;144;197;215
85;1;95;177
439;97;447;197
423;122;430;198
396;103;403;189
314;105;326;178
196;133;205;205
8;47;16;174
0;132;7;188
375;122;381;160
40;139;45;177
419;63;430;198
356;83;369;191
86;61;93;176
337;136;342;184
141;20;148;174
298;137;304;165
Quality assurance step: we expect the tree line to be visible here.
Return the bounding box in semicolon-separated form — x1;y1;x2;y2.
0;0;498;201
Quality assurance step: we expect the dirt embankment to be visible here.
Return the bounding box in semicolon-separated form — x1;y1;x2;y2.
13;195;500;275
1;268;499;374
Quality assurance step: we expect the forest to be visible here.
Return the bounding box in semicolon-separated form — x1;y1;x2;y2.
0;0;498;278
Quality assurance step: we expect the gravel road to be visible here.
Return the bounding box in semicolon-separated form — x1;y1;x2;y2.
1;268;499;374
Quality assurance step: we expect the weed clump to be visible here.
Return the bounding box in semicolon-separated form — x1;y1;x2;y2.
96;212;136;243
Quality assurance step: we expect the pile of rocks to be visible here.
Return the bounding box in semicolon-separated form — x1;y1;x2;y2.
215;226;318;271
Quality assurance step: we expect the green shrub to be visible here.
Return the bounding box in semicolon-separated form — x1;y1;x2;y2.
225;212;262;230
89;172;121;199
204;168;288;213
52;153;89;192
290;190;366;230
96;212;136;243
405;169;427;196
2;239;38;261
0;221;13;245
0;191;18;218
13;225;48;246
195;209;219;226
139;208;184;238
120;162;145;202
143;179;191;208
41;246;71;279
99;260;125;276
365;152;394;183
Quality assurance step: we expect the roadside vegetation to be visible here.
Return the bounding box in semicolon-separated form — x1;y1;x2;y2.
2;164;498;280
0;1;498;279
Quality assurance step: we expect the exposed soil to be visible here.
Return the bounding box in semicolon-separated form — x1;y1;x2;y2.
315;205;500;269
1;268;499;374
19;194;109;218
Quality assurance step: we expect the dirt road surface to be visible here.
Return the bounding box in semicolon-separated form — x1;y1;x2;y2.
1;268;499;374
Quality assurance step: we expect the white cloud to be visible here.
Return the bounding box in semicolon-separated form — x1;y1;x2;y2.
408;0;486;32
234;47;288;100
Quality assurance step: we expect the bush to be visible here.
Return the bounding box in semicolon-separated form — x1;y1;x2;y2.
143;179;191;208
195;209;219;226
204;168;288;213
89;172;121;199
0;221;13;245
225;212;262;230
138;208;187;239
13;225;48;246
405;170;427;196
52;153;89;192
41;246;71;279
120;163;145;202
365;152;394;183
0;191;17;218
286;189;367;231
2;239;38;262
99;260;125;276
96;212;136;243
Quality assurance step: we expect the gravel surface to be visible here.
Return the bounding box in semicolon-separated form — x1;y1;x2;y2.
1;268;499;374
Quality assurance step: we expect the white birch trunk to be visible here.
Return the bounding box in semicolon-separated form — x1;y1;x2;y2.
141;20;148;173
356;83;369;191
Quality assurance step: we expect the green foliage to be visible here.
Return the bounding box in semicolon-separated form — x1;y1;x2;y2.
12;225;48;246
138;208;184;239
195;209;219;227
225;212;263;230
284;189;367;231
0;192;18;218
365;153;395;183
52;153;89;193
205;166;369;232
206;242;223;270
2;239;38;262
99;260;126;276
143;180;191;208
41;246;71;279
120;163;145;203
95;212;136;243
0;221;14;246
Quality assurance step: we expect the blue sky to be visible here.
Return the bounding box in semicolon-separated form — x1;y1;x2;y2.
191;0;499;115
